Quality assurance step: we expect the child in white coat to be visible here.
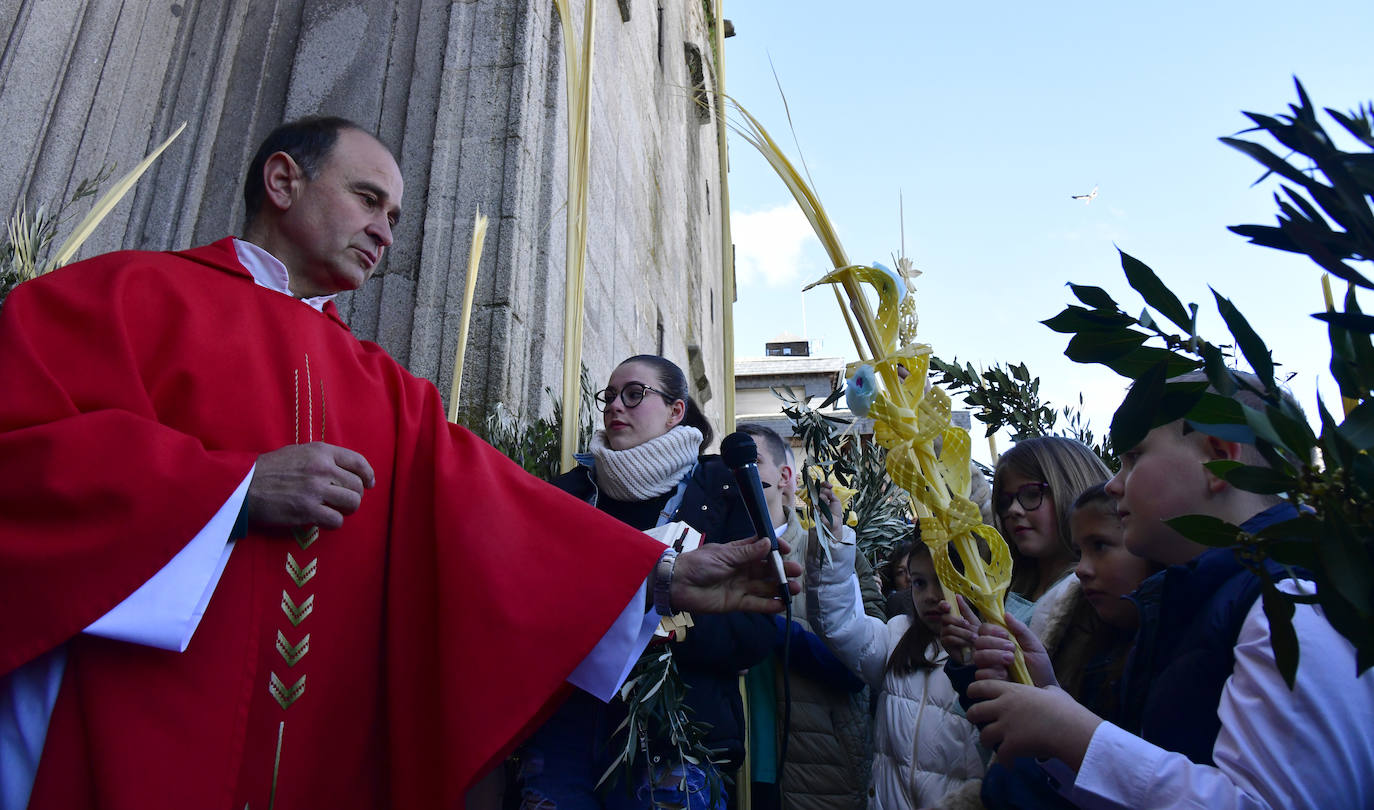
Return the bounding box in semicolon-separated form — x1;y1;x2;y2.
808;532;984;810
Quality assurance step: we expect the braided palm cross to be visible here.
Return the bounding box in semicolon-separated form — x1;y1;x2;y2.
807;267;1030;684
730;100;1029;683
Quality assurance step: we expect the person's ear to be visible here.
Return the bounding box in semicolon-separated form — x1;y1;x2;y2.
667;398;686;428
261;151;304;213
1200;434;1245;494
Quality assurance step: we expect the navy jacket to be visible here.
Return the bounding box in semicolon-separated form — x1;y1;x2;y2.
1118;502;1301;765
552;456;775;767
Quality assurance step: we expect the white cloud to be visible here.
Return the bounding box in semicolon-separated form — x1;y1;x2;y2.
731;203;823;287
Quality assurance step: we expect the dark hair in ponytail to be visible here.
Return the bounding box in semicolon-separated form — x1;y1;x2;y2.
618;355;714;452
885;542;942;676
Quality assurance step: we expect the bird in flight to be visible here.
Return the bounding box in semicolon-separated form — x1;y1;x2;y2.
1071;185;1099;204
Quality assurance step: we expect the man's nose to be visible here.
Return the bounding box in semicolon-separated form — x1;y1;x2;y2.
369;216;394;248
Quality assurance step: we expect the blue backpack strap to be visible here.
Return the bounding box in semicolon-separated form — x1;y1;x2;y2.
657;462;699;528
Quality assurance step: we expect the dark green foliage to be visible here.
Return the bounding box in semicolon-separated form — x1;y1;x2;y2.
1319;285;1374;404
1223;83;1374;289
846;438;912;570
1204;460;1295;495
1122;250;1194;333
928;358;1056;440
1040;251;1207;384
929;356;1115;470
1162;514;1246;548
1261;574;1301;687
775;385;911;569
598;645;728;807
1047;79;1374;685
1;167;113;304
456;364;596;480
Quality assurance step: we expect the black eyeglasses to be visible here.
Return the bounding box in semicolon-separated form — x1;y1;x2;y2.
996;482;1050;515
594;382;673;411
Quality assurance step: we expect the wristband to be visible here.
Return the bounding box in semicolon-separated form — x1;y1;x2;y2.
652;549;679;616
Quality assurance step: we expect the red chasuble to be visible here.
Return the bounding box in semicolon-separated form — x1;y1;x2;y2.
0;239;666;809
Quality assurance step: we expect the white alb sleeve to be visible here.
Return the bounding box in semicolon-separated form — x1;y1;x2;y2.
568;578;660;701
83;466;251;651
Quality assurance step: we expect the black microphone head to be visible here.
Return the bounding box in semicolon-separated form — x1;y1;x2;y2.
720;431;759;469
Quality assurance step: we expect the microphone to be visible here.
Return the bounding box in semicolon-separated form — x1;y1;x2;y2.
720;431;789;592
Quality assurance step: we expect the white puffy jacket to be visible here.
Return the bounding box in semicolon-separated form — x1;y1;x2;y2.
807;534;986;810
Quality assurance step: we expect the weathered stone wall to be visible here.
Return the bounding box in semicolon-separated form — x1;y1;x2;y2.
0;0;727;439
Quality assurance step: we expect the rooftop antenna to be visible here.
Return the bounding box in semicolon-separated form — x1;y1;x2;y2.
900;190;905;260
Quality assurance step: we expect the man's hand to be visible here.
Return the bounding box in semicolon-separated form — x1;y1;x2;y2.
966;680;1102;769
972;612;1056;688
243;442;375;530
671;537;802;614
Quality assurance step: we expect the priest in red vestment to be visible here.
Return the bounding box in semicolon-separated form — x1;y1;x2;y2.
0;118;795;810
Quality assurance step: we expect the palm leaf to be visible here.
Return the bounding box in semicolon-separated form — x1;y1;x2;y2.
45;122;187;272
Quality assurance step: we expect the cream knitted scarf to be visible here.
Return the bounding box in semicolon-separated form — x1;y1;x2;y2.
589;425;702;502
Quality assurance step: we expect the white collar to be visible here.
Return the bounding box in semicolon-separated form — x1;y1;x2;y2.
232;238;336;312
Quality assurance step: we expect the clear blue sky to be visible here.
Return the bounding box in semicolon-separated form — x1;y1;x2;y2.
722;1;1374;461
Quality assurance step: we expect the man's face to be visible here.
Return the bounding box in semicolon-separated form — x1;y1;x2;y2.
278;129;404;298
1104;422;1213;566
754;443;793;529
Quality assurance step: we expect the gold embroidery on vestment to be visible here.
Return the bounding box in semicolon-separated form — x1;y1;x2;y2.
280;590;314;627
268;672;307;710
294;525;319;550
276;630;311;667
285;553;317;587
257;354;328;806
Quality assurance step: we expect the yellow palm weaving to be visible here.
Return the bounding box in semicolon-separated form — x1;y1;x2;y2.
730;98;1029;683
811;266;1030;684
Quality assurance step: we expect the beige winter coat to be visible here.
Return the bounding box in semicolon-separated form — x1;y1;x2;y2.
771;519;886;810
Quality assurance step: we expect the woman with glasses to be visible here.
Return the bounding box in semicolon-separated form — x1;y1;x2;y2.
515;355;773;810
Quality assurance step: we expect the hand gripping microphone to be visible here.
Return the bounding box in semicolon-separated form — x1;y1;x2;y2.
720;431;790;593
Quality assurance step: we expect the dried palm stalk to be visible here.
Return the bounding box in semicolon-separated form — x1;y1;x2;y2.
553;0;596;472
449;207;489;421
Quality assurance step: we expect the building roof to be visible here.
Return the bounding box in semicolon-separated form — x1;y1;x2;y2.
732;410;875;435
768;330;807;343
735;355;847;376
